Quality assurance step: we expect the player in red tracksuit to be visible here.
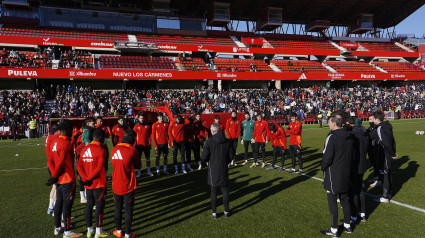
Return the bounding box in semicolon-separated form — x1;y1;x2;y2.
133;114;152;177
226;111;241;166
111;129;140;238
193;113;208;170
47;119;83;238
96;116;111;181
184;117;195;171
152;113;170;175
286;113;303;175
112;116;130;146
267;123;288;171
209;115;225;138
77;129;108;238
251;114;270;168
168;115;190;174
45;124;59;215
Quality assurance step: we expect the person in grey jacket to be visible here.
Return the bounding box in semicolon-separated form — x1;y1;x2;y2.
321;113;354;237
202;123;234;219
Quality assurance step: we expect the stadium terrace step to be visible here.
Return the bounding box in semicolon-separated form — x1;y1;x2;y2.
269;63;282;72
322;63;337;73
394;42;415;52
328;40;348;52
230;36;247;47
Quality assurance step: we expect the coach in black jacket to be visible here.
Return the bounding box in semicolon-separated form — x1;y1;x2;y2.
349;119;369;222
321;113;354;237
202;123;234;218
373;111;397;202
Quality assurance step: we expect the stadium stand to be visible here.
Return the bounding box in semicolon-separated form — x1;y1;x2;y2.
99;56;177;70
372;62;425;73
214;58;273;72
359;42;408;52
264;34;336;50
179;58;209;71
135;34;237;46
324;61;380;73
0;24;129;41
272;60;329;72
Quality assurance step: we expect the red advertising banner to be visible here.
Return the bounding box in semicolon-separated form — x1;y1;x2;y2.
351;50;419;58
1;68;425;80
156;43;341;56
0;35;115;48
340;42;359;49
420;45;425;65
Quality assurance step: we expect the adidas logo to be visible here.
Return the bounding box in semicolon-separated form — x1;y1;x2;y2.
298;73;307;80
112;150;124;160
51;143;57;152
82;148;93;162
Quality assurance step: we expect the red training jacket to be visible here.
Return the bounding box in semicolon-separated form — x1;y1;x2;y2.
193;120;208;141
270;124;287;149
286;121;302;147
45;134;59;167
112;125;130;146
77;141;107;189
152;121;170;147
133;123;152;147
168;119;190;144
253;120;270;143
226;118;241;139
111;143;141;195
49;136;76;184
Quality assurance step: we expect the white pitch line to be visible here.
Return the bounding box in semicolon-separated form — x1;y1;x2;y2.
1;167;47;172
256;159;425;214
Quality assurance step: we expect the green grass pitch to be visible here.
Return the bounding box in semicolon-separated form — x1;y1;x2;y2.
1;119;425;238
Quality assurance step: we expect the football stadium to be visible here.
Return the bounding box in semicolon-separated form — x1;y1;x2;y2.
1;0;425;237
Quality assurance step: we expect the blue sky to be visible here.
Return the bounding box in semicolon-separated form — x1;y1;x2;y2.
394;5;425;37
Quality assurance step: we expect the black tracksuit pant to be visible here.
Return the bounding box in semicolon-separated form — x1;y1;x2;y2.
349;173;366;217
114;191;135;235
289;145;303;170
230;138;238;163
253;142;266;163
85;187;106;228
184;141;192;164
54;182;76;231
327;191;351;229
192;140;204;163
272;146;285;167
172;141;186;166
155;144;169;167
211;186;229;213
243;140;254;161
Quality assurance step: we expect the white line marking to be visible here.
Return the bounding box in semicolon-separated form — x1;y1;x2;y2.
1;167;47;172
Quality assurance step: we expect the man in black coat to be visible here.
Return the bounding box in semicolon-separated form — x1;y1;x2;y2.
201;123;234;219
349;119;369;223
373;111;397;203
367;114;380;186
321;113;354;237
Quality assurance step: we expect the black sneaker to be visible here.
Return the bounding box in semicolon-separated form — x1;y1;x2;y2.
297;170;303;175
211;213;217;219
344;226;352;234
320;229;338;237
224;212;230;218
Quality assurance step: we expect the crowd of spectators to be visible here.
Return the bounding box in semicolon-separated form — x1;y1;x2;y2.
0;47;93;69
1;83;424;128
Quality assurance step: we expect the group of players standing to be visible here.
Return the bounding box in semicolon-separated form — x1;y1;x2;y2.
320;110;397;237
44;110;304;238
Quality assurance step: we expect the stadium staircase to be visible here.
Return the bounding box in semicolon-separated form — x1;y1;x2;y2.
230;36;247;47
44;99;55;113
372;63;388;73
269;63;282;72
394;42;415;52
328;40;347;52
322;63;337;73
174;58;183;71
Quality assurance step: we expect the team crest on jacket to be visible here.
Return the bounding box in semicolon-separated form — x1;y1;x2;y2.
145;126;148;128
157;125;160;128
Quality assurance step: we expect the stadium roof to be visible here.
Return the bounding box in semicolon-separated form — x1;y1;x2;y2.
177;0;425;28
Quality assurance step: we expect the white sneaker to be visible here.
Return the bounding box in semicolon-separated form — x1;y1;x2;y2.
242;160;248;166
375;197;390;203
198;164;202;170
147;171;153;177
187;164;193;171
249;163;257;168
63;231;83;238
54;227;64;236
370;180;382;188
156;170;161;176
80;197;87;204
261;163;266;168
